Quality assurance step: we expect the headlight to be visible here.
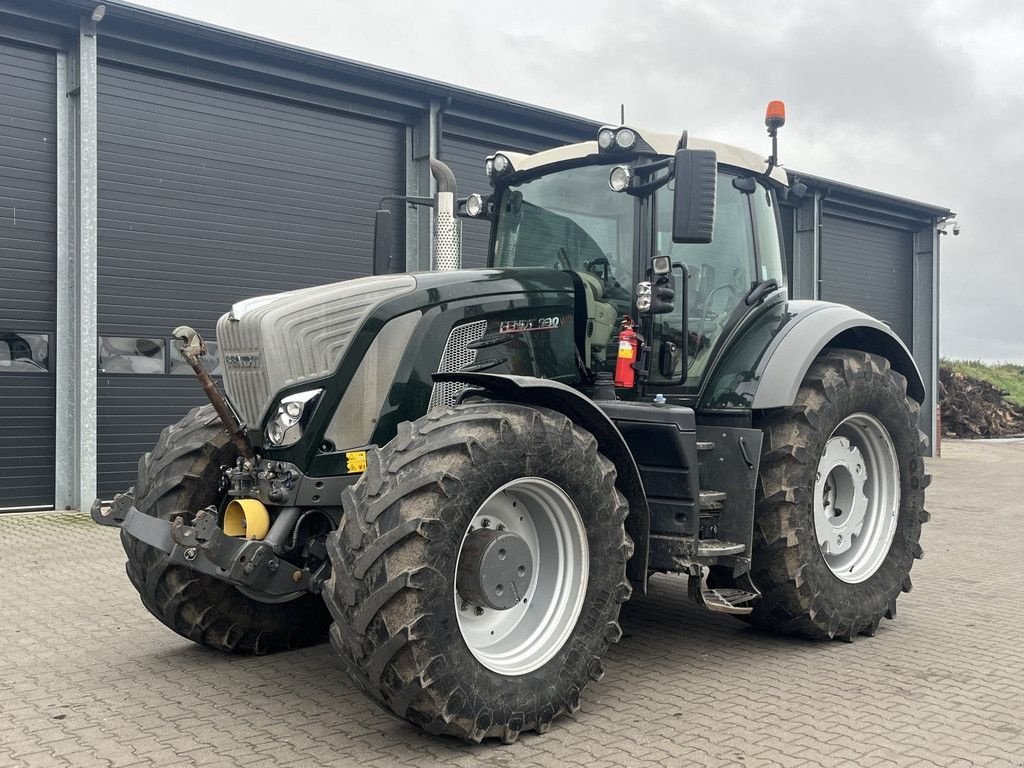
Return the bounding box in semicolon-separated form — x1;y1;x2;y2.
608;165;632;192
635;281;652;312
265;388;323;448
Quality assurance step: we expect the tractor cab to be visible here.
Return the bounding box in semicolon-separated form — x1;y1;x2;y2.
471;123;789;396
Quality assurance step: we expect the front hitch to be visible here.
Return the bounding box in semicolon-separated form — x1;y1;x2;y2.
91;493;319;598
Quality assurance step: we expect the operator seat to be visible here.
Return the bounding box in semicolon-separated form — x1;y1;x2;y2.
577;272;617;369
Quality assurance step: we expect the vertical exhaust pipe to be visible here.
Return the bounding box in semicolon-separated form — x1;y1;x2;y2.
430;159;461;271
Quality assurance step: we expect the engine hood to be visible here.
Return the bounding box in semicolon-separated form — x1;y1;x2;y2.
216;268;575;427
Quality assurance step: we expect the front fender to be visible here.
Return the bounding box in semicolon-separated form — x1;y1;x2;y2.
432;372;650;592
702;300;925;410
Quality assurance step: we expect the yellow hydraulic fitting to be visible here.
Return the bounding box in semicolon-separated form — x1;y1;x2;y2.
222;498;271;540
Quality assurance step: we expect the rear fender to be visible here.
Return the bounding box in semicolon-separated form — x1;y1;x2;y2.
432;372;650;592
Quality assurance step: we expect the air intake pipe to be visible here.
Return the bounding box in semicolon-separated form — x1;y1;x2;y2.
430;159;461;271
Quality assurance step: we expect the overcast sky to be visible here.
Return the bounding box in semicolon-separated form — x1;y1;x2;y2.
131;0;1022;362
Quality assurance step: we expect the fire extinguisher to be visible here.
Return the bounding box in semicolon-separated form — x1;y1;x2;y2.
614;316;639;388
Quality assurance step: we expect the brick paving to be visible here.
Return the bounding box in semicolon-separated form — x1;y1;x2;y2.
1;439;1022;767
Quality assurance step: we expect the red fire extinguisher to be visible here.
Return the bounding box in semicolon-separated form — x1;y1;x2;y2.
614;316;639;388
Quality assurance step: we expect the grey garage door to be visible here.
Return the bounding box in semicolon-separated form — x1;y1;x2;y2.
440;120;564;268
820;213;914;345
0;41;56;509
96;63;405;497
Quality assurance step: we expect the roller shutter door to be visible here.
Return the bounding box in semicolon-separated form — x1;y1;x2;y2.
820;213;914;345
0;42;56;509
96;64;405;497
440;123;563;268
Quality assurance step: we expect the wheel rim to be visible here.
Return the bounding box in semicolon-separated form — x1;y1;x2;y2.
813;412;901;583
454;477;589;676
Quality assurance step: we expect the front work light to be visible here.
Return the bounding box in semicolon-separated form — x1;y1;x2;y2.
615;128;636;150
608;165;632;192
597;125;646;154
265;388;323;448
492;153;511;174
465;193;487;217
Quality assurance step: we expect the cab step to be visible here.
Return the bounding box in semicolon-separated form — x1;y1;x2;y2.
695;538;745;557
694;586;759;615
699;489;726;509
687;574;759;615
648;534;747;570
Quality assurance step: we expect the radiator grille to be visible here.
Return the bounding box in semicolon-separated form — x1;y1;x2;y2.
217;274;416;426
429;320;487;410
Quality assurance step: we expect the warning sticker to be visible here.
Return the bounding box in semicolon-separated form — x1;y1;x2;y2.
346;451;368;473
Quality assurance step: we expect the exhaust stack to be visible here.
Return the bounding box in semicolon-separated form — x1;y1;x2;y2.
430;159;461;271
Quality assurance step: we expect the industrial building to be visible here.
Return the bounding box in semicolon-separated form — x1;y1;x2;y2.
0;0;949;509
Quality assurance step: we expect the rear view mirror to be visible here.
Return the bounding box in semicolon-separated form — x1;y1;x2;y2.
372;209;405;274
672;149;717;244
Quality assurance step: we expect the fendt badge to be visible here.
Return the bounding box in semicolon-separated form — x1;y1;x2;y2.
499;317;560;334
224;353;261;368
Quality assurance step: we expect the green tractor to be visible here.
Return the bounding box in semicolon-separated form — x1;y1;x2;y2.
93;103;929;742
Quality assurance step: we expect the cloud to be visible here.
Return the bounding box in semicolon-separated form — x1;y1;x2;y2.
130;0;1023;361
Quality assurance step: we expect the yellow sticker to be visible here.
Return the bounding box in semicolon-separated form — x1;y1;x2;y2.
346;451;368;473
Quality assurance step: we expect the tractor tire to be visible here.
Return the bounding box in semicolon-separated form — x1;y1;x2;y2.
121;404;330;653
323;403;633;742
746;349;929;641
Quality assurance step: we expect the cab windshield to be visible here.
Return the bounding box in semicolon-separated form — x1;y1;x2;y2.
489;161;783;389
492;164;635;373
493;164;634;296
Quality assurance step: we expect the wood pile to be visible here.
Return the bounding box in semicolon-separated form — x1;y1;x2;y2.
939;365;1024;438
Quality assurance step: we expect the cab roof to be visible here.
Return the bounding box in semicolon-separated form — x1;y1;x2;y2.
498;129;789;185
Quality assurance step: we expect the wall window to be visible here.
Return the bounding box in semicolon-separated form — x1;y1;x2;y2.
99;337;165;374
0;332;49;372
170;341;221;376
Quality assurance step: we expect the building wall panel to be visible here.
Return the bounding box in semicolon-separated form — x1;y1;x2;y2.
0;40;56;509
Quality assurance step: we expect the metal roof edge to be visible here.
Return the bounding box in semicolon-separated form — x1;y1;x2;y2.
788;169;953;219
32;0;602;134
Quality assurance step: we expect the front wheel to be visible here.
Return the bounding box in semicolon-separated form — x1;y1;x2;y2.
747;349;929;640
323;403;632;742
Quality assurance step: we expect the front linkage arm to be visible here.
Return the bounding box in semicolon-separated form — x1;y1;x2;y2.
91;492;319;598
172;325;254;463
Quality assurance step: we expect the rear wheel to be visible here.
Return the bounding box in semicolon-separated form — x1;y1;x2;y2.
323;403;632;742
747;350;929;640
122;405;330;652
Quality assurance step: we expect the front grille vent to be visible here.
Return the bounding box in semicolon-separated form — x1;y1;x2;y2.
429;320;488;410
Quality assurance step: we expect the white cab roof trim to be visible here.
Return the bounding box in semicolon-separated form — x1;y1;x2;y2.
504;130;789;185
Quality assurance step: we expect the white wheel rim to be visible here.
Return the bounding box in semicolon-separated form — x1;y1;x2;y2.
813;412;901;583
454;477;589;676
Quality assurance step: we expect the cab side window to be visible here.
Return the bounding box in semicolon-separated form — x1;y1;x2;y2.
751;182;785;285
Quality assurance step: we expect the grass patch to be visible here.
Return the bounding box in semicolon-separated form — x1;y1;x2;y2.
942;359;1024;407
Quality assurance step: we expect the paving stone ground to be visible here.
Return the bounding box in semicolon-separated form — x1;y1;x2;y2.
1;439;1022;767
